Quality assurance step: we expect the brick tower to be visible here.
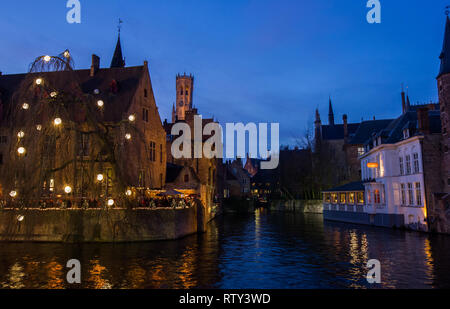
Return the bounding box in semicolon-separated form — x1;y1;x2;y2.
173;73;194;122
437;15;450;190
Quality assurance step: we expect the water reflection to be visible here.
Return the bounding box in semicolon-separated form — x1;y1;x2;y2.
0;212;450;289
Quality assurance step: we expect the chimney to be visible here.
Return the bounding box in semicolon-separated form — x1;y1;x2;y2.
417;107;430;134
90;54;100;77
0;71;2;76
343;114;348;143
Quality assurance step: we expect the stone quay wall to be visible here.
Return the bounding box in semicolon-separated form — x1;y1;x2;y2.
269;200;323;214
0;204;207;243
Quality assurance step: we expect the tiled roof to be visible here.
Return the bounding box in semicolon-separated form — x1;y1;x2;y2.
321;123;360;140
349;119;394;145
323;181;366;192
0;66;145;123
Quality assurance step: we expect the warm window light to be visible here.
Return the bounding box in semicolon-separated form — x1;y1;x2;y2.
43;55;51;62
64;186;72;194
128;114;136;122
97;174;104;182
367;163;379;169
125;133;132;140
17;215;24;222
17;147;26;155
54;118;62;126
97;100;104;107
107;199;115;206
22;103;30;110
35;78;42;85
9;191;17;198
17;131;25;138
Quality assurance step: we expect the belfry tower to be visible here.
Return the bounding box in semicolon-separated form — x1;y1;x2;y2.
173;73;194;122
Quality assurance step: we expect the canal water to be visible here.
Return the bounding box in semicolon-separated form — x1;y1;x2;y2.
1;210;450;289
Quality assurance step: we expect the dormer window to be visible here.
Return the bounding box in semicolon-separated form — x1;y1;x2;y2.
403;129;410;139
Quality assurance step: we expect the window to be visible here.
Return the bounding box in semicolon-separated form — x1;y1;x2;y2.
185;89;189;95
415;182;422;206
408;183;414;205
358;147;365;156
142;108;149;122
77;133;89;156
349;193;355;204
340;193;346;204
105;168;113;195
401;184;406;205
324;193;331;203
144;89;148;98
138;170;146;188
180;89;183;95
357;192;365;204
149;142;156;162
405;155;411;175
0;153;2;165
367;190;372;204
0;136;7;144
331;193;338;204
374;190;381;204
184;174;189;183
160;144;163;163
399;157;404;176
413;153;420;174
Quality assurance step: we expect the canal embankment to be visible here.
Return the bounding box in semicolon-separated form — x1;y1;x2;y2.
269;200;323;213
0;202;209;243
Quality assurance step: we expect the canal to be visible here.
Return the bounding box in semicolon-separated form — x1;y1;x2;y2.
1;210;450;289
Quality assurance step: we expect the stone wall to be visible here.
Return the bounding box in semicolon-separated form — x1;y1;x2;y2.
270;200;323;213
0;204;205;243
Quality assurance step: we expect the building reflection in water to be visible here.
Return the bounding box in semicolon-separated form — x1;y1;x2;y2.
1;213;450;288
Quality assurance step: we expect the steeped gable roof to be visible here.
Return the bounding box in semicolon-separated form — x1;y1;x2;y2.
349;119;394;144
321;123;360;140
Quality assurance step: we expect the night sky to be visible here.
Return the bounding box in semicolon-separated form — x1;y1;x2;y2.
0;0;447;146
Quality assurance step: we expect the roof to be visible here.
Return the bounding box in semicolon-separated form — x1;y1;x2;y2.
438;16;450;78
0;65;145;122
321;123;360;140
323;181;366;193
349;119;394;144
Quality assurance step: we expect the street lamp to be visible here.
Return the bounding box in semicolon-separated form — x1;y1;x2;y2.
97;174;104;182
64;186;72;194
54;118;62;126
17;147;26;155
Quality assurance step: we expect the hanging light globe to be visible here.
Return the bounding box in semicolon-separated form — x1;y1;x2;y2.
35;78;42;85
17;147;26;155
43;55;51;62
9;191;17;198
107;199;115;207
22;103;30;110
128;114;136;122
17;131;25;138
97;100;104;107
97;174;104;182
64;186;72;194
125;133;131;140
54;118;62;126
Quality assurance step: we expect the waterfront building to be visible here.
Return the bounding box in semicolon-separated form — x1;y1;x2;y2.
0;33;167;203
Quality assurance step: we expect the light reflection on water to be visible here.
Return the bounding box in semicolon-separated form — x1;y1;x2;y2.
0;210;450;289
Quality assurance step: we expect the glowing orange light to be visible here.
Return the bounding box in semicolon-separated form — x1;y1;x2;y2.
367;162;379;169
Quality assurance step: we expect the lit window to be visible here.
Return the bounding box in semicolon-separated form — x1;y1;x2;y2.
357;192;365;204
415;182;422;206
374;190;381;204
349;193;355;204
401;184;406;205
405;155;411;175
408;183;414;205
358;147;365;156
340;193;346;204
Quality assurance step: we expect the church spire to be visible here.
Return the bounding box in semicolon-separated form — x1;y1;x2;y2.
111;19;125;68
328;97;335;126
438;14;450;78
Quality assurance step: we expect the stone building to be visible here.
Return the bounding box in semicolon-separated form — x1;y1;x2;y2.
0;33;167;203
163;74;222;207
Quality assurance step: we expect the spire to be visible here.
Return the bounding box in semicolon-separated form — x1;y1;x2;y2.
328;97;335;126
401;84;406;113
406;94;411;111
111;19;125;68
438;14;450;78
315;108;321;123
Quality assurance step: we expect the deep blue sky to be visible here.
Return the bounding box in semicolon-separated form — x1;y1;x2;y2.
0;0;447;145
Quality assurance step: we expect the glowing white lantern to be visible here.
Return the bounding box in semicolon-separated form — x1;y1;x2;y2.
125;133;131;140
126;190;132;196
36;125;42;131
64;186;72;194
97;174;104;182
9;191;17;198
50;92;57;98
22;103;30;110
35;78;42;85
107;199;115;207
63;50;70;58
17;131;25;138
17;147;26;155
94;89;100;94
97;100;104;107
17;215;24;222
54;118;62;126
128;114;136;122
43;55;51;62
